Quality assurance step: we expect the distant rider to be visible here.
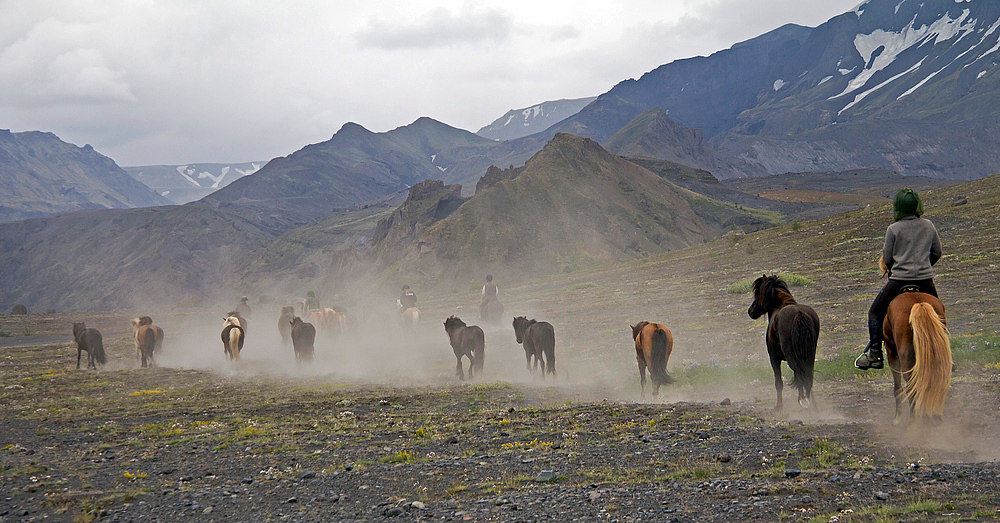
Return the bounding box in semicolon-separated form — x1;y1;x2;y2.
398;285;417;311
479;275;499;318
305;290;321;312
855;188;942;370
235;296;252;319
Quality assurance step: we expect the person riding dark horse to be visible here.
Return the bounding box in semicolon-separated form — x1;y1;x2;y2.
398;285;417;312
235;296;252;319
479;275;499;318
305;290;321;312
855;188;942;370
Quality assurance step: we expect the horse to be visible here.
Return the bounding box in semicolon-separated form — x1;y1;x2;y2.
481;299;504;324
131;316;163;361
72;322;106;370
226;311;249;333
443;316;485;380
221;315;246;361
747;274;820;410
278;306;295;347
290;317;316;363
306;309;326;335
630;321;674;397
400;307;420;328
512;316;556;379
878;258;952;424
323;308;348;335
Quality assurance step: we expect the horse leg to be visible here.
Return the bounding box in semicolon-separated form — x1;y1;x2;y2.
637;354;647;398
77;347;82;370
769;350;784;411
523;348;533;374
468;352;476;380
455;351;465;380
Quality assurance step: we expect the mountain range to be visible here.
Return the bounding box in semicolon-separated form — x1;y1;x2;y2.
476;97;597;142
123;162;264;204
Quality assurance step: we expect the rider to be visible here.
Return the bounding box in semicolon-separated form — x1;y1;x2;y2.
235;296;252;319
305;290;321;312
398;285;417;311
855;188;942;370
479;275;499;318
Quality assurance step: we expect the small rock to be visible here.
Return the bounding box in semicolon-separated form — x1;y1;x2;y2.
588;492;601;503
410;501;425;510
286;497;298;504
720;398;731;406
952;197;968;207
448;435;459;444
299;471;316;480
385;507;403;517
179;476;193;482
801;496;813;504
785;469;801;478
875;492;889;501
716;454;732;463
241;478;253;484
344;464;354;471
203;506;213;514
535;470;557;482
159;468;176;475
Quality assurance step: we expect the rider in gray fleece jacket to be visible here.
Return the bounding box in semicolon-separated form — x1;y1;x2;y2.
855;188;942;370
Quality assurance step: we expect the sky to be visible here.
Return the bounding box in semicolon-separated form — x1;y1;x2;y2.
0;0;860;166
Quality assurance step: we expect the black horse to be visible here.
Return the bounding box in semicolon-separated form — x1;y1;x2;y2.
290;317;316;363
443;316;485;380
72;322;106;370
512;316;556;379
747;274;820;410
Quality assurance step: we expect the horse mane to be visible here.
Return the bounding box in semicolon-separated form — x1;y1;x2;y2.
631;321;650;340
445;315;466;328
754;275;796;309
138;316;153;326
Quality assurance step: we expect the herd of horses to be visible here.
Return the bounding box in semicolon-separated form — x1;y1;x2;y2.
67;261;953;425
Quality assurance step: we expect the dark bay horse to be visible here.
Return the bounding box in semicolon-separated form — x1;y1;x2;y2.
481;300;504;324
884;290;952;424
278;306;295;348
747;274;820;410
512;316;556;379
290;317;316;363
631;321;674;397
72;322;106;370
444;316;485;380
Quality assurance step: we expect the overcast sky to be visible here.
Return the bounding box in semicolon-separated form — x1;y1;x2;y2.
0;0;860;166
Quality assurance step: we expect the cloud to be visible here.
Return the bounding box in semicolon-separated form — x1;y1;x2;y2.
42;48;135;102
355;5;513;50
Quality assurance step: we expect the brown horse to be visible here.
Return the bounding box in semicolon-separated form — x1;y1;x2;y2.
512;316;556;379
278;306;295;347
747;274;820;410
323;308;348;335
131;316;163;361
72;322;106;370
630;321;674;397
444;316;485;380
884;291;952;424
221;315;245;361
290;317;316;363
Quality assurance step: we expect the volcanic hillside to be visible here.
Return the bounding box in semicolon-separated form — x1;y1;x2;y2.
0;130;170;222
359;133;778;288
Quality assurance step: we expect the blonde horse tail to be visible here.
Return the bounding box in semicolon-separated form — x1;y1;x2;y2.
230;327;244;361
412;309;420;327
907;302;951;417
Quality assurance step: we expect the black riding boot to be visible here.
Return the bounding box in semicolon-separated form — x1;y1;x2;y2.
854;315;884;370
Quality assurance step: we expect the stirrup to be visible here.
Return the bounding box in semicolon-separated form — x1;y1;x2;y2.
854;351;883;370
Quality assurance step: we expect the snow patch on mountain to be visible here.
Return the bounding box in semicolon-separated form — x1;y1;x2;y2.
840;58;924;114
773;79;786;90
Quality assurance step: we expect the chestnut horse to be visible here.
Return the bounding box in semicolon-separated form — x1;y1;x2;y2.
878;258;952;424
747;274;820;410
444;316;484;380
512;316;556;379
221;315;245;361
131;316;163;362
630;321;674;397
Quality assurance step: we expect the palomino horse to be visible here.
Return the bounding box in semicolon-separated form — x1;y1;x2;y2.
72;322;106;370
631;321;674;397
278;306;295;347
444;316;485;380
878;258;952;424
747;274;820;410
221;315;246;361
401;307;420;328
512;316;556;379
290;317;316;363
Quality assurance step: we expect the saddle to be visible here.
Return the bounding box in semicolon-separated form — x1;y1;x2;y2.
899;284;923;294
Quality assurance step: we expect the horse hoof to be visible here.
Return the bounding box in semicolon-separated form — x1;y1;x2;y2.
798;398;811;409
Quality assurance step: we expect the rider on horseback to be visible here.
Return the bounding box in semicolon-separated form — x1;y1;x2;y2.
398;285;417;311
305;290;321;312
855;188;942;370
479;275;499;318
235;296;252;319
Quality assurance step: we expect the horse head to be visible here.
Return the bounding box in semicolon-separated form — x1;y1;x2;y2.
512;316;534;343
630;321;650;341
444;316;465;334
747;274;771;319
73;322;86;340
138;316;153;326
290;316;302;327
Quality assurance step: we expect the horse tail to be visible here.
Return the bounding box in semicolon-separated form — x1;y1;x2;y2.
92;330;107;365
788;310;818;404
473;327;485;373
143;327;156;358
908;302;951;417
650;327;671;385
